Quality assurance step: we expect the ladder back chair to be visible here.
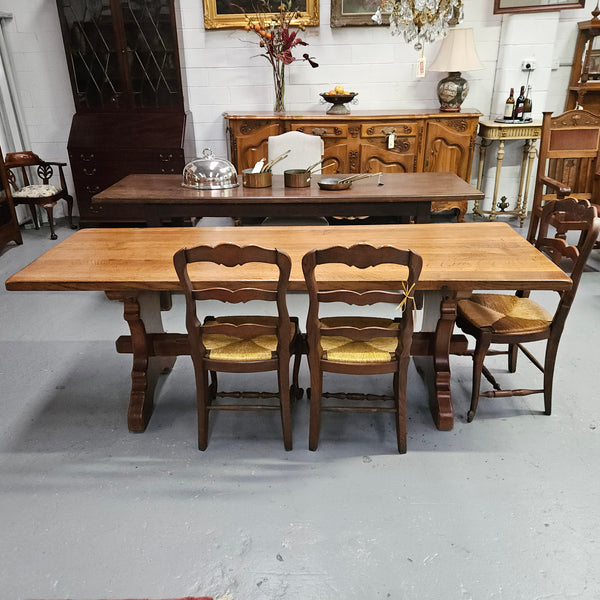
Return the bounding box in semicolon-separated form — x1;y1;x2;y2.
173;243;303;450
457;197;600;422
526;109;600;245
4;151;76;240
302;244;423;453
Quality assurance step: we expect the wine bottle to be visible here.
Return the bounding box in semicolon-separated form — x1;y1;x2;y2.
513;85;526;121
523;86;532;121
504;88;515;120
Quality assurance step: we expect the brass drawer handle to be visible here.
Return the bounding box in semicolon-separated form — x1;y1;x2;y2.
83;167;96;176
85;185;101;193
159;153;173;162
311;128;327;137
80;153;95;162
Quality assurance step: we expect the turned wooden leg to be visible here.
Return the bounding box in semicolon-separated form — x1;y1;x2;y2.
65;194;77;229
414;291;458;430
106;290;176;432
29;203;40;230
44;205;57;240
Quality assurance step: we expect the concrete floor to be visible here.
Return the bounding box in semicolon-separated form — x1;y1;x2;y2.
1;218;599;600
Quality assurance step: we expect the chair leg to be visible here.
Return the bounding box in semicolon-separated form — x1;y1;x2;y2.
65;194;77;229
543;336;560;416
44;205;57;240
208;371;218;402
278;364;292;451
468;335;491;422
195;364;210;450
291;343;303;400
395;358;409;454
308;365;323;451
508;343;518;373
526;211;539;244
29;204;40;230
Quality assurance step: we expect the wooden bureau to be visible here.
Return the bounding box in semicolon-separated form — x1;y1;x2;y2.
224;109;481;220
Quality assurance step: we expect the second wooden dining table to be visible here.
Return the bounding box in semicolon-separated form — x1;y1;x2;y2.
92;172;484;225
6;223;571;436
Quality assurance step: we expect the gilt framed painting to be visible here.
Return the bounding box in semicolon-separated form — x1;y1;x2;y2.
204;0;320;29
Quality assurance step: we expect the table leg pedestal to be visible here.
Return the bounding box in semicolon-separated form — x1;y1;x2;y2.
413;291;461;431
106;290;176;432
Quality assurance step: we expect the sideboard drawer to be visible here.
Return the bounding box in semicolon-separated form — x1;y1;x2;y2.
361;122;419;138
290;123;349;139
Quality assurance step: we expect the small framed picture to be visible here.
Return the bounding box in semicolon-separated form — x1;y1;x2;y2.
330;0;386;27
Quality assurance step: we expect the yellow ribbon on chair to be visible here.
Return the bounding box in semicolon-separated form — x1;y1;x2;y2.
396;282;416;318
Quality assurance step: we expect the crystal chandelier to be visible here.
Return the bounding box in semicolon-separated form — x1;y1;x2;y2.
372;0;464;50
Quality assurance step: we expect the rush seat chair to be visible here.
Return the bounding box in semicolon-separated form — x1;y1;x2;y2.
173;243;303;450
457;197;600;422
302;244;422;453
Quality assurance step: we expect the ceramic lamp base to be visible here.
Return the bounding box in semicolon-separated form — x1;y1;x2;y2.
436;71;468;112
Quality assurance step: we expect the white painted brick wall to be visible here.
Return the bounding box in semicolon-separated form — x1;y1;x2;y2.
0;0;597;218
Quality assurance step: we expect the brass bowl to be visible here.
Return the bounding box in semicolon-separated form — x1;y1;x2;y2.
319;92;358;115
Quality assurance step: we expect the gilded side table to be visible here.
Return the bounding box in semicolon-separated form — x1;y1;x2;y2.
475;119;542;227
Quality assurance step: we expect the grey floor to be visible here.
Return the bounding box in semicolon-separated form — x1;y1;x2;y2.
1;217;599;600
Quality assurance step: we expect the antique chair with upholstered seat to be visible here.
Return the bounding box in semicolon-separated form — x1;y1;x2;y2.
4;150;76;240
262;130;328;226
526;109;600;246
457;197;599;422
301;244;422;453
173;243;303;450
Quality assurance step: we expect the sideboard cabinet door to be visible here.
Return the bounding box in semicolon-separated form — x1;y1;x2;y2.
423;117;478;220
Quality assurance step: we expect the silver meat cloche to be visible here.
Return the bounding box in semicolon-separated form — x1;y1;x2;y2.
182;148;239;190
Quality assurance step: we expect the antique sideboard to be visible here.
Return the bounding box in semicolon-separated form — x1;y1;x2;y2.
224;109;481;220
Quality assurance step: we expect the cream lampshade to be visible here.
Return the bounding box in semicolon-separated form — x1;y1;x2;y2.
429;28;483;112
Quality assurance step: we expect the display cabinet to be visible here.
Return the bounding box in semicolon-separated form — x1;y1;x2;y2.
56;0;187;226
224;110;481;220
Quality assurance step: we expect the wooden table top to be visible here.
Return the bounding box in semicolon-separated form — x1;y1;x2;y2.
92;172;484;206
6;223;572;293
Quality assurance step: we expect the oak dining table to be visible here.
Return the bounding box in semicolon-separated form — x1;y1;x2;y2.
5;223;571;433
91;172;484;225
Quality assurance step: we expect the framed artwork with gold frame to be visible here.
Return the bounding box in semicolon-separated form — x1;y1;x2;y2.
204;0;320;29
493;0;584;14
330;0;385;27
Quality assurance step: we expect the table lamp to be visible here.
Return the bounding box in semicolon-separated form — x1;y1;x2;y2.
429;28;483;112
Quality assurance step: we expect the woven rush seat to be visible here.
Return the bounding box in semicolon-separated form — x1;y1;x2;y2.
203;315;298;361
457;294;552;335
319;316;399;363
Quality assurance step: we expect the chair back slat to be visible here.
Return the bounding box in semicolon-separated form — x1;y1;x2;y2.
192;287;277;303
201;322;277;338
536;197;600;303
316;289;407;306
319;325;400;341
